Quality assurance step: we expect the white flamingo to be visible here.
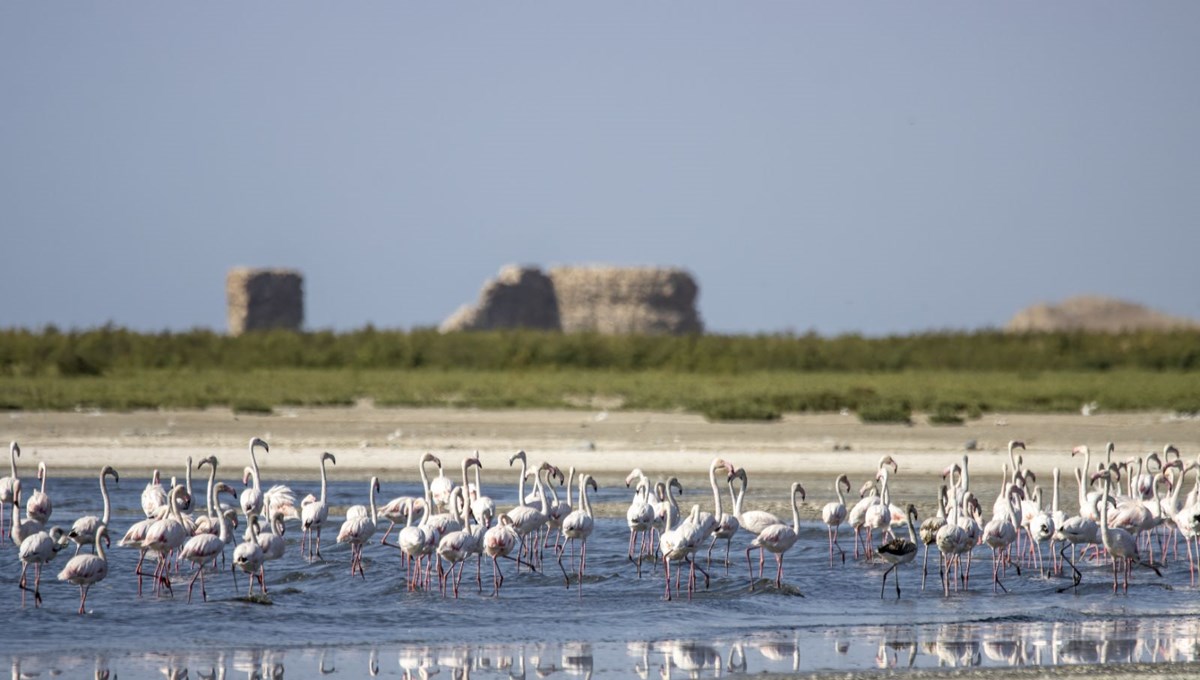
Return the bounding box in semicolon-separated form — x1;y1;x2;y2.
57;525;110;614
558;473;598;594
625;476;654;575
25;461;52;524
483;513;519;595
141;468;167;518
1099;468;1158;592
68;466;119;555
177;458;230;602
256;511;288;590
337;476;381;578
142;485;190;596
300;451;336;560
708;465;742;572
233;515;266;596
0;442;21;541
435;458;482;597
380;452;437;547
18;525;68;607
821;474;851;566
239;437;270;518
747;482;805;592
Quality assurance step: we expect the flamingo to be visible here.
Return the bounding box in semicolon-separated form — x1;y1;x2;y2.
256;511;288;590
468;451;496;529
878;505;919;598
233;515;266;596
821;474;851;566
848;479;879;559
435;458;483;597
708;465;742;572
546;465;574;552
982;484;1023;593
558;473;598;594
380;452;437;547
1098;468;1156;592
337;476;380;578
18;525;68;607
935;482;971;596
141;469;167;518
142;485;190;596
625;475;654;573
239;437;270;518
660;502;702;601
1053;475;1105;589
300;452;336;560
919;485;948;589
398;498;437;590
0;442;21;541
747;481;805;591
25;462;52;524
177;458;230;602
68;466;119;555
428;455;454;512
505;455;555;570
482;513;520;595
57;525;110;614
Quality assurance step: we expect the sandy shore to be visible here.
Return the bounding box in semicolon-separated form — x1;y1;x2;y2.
4;404;1196;482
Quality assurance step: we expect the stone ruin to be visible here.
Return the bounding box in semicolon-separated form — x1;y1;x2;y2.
1005;295;1200;333
226;268;304;336
439;264;703;335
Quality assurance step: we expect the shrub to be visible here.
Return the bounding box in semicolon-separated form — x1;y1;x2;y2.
698;398;782;422
858;401;912;424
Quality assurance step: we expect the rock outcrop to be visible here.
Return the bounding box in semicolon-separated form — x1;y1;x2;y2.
1006;295;1199;333
226;268;304;336
440;264;703;335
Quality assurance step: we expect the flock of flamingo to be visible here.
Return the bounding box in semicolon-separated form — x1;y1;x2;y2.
2;435;1196;614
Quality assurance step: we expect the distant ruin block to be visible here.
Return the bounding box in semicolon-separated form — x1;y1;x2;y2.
439;265;560;332
550;266;703;335
1006;295;1200;333
226;268;304;336
440;264;703;335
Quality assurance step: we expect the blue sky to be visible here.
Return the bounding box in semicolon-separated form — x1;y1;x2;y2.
3;3;1198;335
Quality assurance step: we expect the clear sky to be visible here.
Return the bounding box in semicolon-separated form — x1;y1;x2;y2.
3;3;1198;336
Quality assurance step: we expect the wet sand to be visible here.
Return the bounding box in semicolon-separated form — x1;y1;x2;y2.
6;404;1197;480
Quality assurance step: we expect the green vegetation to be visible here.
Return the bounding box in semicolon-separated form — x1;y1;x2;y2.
0;327;1198;420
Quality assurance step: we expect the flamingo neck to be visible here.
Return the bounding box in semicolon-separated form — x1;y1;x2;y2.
580;477;591;516
8;446;16;478
835;480;845;507
369;479;378;525
419;457;432;508
100;472;113;526
319;459;329;502
790;486;801;533
566;467;575;506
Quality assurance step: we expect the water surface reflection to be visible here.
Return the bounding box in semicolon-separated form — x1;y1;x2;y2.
10;617;1200;679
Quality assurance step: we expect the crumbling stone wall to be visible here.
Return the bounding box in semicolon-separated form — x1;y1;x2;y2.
440;264;703;335
438;265;560;332
226;268;304;336
549;266;703;335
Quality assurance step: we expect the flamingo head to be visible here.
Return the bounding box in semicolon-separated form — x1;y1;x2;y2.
1070;445;1088;458
585;475;598;493
321;451;337;466
878;455;899;474
508;450;526;468
836;474;851;494
101;465;119;484
9;441;18;458
1008;440;1026;453
624;468;645;487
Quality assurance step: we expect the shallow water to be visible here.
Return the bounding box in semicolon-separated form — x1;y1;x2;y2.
3;473;1200;679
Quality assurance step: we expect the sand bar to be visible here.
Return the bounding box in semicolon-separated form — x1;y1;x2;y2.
4;404;1196;481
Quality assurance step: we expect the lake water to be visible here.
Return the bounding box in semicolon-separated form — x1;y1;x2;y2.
3;472;1200;679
